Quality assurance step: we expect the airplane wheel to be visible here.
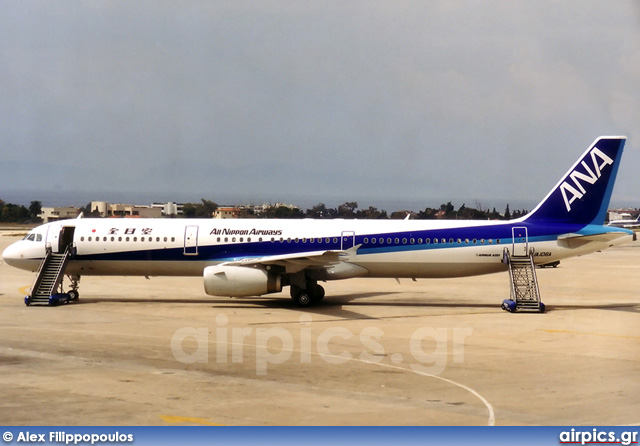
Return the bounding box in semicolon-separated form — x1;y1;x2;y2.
296;292;312;307
291;284;320;306
68;290;79;301
310;284;325;302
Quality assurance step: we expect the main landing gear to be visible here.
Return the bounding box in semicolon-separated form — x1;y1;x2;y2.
290;282;325;307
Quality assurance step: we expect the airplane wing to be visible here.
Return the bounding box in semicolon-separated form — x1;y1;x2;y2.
224;248;355;274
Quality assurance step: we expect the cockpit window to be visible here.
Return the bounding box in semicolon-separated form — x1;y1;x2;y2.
22;233;42;242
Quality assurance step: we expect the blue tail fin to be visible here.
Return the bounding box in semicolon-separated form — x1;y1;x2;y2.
523;136;626;225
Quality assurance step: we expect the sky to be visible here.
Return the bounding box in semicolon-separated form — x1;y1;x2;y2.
1;1;639;211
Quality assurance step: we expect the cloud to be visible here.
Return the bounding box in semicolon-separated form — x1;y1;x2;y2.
1;1;639;209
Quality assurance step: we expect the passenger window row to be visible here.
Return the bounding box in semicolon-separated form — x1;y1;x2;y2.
362;237;500;245
212;236;501;246
79;235;501;246
80;236;175;243
214;237;341;244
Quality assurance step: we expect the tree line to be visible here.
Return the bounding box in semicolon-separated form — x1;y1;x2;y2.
175;199;528;220
0;198;528;223
0;200;42;223
303;201;528;220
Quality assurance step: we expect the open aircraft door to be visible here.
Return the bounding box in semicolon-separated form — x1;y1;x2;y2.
58;226;76;253
45;224;75;254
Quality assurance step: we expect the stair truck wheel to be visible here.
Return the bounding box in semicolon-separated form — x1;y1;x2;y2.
501;299;516;313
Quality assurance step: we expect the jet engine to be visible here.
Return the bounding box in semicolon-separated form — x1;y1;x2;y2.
203;265;282;297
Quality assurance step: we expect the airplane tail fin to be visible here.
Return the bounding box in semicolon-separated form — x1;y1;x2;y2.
522;136;626;226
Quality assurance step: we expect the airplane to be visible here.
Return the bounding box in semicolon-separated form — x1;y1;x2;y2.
607;214;640;229
2;136;635;308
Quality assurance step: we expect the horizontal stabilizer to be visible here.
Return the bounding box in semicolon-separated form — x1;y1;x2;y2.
557;231;633;249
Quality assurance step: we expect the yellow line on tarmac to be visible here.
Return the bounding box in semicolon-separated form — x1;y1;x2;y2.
540;329;640;340
18;285;31;295
158;415;222;426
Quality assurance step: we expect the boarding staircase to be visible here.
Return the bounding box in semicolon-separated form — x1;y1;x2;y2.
27;246;72;305
502;248;545;312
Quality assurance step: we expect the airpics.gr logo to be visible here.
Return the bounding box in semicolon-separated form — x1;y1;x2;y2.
559;428;638;445
559;147;614;213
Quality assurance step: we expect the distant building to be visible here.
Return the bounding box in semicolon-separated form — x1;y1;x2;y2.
38;206;82;223
151;202;184;217
252;202;299;216
90;201;162;218
608;210;636;222
213;206;239;219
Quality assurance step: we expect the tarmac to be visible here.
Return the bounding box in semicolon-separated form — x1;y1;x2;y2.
0;232;638;426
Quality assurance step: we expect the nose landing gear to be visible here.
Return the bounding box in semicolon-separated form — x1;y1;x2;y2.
67;275;81;301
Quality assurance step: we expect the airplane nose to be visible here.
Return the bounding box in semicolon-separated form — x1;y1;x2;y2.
2;242;23;267
2;240;44;272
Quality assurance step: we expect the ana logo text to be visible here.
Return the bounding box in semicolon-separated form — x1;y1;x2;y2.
559;147;613;212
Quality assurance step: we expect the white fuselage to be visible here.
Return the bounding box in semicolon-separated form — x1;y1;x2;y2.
3;217;632;280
